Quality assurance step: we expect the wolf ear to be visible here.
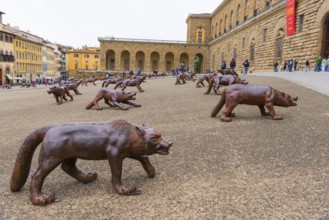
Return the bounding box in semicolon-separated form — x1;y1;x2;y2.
136;126;145;138
142;123;149;128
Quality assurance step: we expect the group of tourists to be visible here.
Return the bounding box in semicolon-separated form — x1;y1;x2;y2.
221;58;250;75
279;59;299;72
315;55;329;72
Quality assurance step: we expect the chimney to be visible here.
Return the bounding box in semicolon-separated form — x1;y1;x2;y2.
0;11;5;24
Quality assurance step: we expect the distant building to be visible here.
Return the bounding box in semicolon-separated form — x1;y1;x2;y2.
0;11;15;85
67;46;100;78
99;0;329;72
11;26;43;82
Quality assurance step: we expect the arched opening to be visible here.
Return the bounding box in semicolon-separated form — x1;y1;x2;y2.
5;67;10;84
253;0;258;16
212;53;216;71
0;68;2;85
321;13;329;58
219;19;222;35
150;52;160;71
224;15;227;33
180;53;189;70
236;4;241;25
233;47;237;61
244;0;249;21
275;29;285;63
135;51;145;71
165;52;174;71
215;23;218;38
250;39;255;63
106;50;115;70
221;50;225;63
230;10;234;29
120;50;130;71
194;53;204;73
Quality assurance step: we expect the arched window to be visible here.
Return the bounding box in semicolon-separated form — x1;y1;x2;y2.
224;15;228;33
0;33;3;41
275;29;285;62
212;25;214;39
230;10;234;29
233;47;237;61
236;4;241;25
253;0;258;16
215;23;218;38
219;19;222;35
321;13;329;58
250;39;255;62
244;0;249;21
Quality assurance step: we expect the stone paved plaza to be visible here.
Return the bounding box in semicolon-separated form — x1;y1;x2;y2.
0;74;328;219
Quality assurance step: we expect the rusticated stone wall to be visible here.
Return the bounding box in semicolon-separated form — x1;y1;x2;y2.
99;0;329;73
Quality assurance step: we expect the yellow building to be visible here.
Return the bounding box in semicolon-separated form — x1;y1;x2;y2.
67;47;100;78
12;28;43;82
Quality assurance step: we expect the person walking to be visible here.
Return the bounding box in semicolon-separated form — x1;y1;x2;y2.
305;59;310;72
230;58;236;71
243;59;249;75
273;61;279;72
326;56;329;72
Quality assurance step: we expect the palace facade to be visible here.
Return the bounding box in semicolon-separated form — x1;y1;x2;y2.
99;0;329;73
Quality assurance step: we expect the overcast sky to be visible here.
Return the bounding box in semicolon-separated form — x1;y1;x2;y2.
1;0;222;48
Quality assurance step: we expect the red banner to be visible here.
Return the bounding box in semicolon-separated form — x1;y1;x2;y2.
286;0;296;36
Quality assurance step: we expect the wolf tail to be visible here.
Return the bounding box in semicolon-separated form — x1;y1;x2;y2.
10;126;52;192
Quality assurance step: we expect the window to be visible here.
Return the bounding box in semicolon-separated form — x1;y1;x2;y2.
242;38;246;48
5;35;9;42
0;33;3;41
198;31;202;43
124;58;129;70
84;54;89;58
152;60;158;71
250;44;255;62
299;14;304;32
74;54;79;58
263;29;267;42
94;55;99;58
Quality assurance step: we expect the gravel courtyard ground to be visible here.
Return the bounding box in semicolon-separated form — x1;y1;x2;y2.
0;75;328;219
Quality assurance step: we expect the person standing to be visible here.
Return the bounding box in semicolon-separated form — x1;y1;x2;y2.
273;61;279;72
137;67;142;76
305;59;310;72
230;58;236;70
315;56;322;72
294;60;298;71
321;57;326;72
243;59;249;75
221;60;226;70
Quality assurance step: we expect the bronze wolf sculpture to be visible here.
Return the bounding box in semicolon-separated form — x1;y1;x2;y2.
10;120;173;205
211;84;298;122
